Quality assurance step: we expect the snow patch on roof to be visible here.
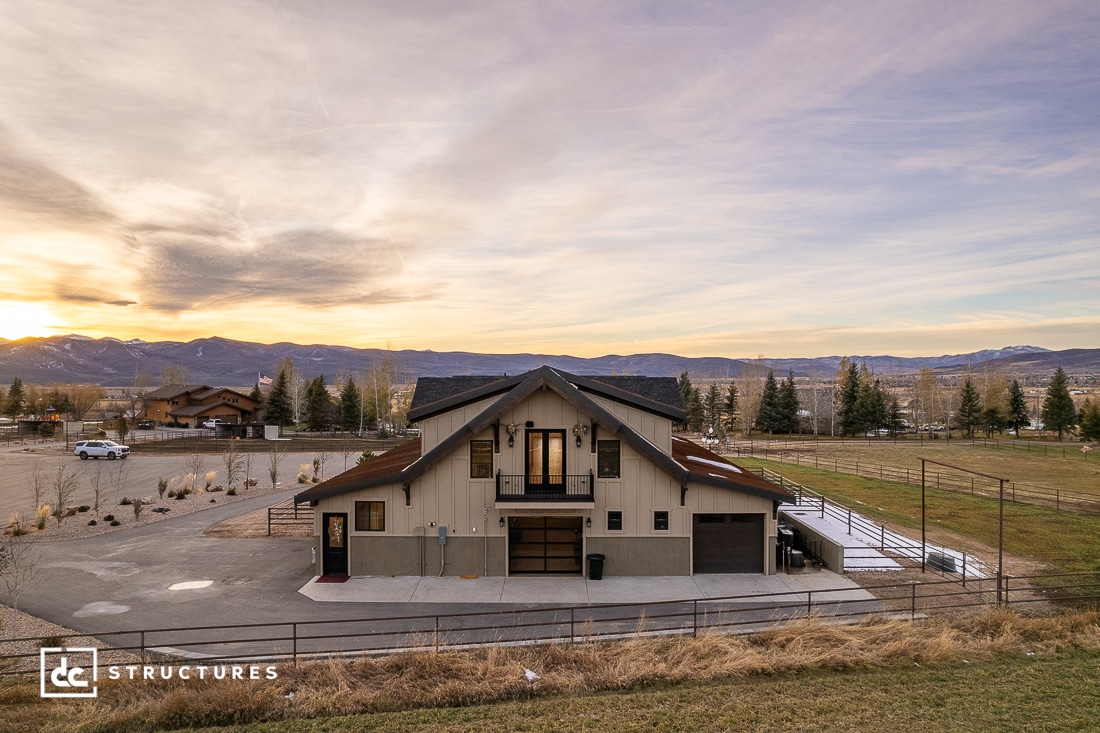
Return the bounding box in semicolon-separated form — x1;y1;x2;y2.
687;455;742;473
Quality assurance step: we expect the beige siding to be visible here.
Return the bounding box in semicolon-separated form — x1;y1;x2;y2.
313;387;777;576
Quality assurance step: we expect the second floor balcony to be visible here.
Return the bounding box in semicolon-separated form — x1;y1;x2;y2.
496;470;594;502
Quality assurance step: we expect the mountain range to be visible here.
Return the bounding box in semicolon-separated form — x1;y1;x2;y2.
0;336;1093;387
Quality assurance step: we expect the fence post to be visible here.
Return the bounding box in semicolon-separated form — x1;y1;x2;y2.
962;553;967;587
807;590;812;616
570;608;575;644
847;509;851;534
1004;576;1010;608
693;600;698;638
911;583;917;620
880;524;885;550
140;630;146;664
434;616;440;651
293;623;298;666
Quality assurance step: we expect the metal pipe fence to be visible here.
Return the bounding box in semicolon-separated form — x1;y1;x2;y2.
724;443;1100;515
2;573;1096;676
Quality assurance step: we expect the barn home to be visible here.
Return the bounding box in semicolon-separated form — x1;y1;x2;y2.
295;366;792;578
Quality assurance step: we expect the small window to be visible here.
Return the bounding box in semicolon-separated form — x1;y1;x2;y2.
470;440;493;478
607;510;623;531
355;501;385;531
653;511;669;531
597;440;621;478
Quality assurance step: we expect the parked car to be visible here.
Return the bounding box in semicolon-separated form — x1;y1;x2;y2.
137;420;155;430
74;440;130;460
202;419;227;429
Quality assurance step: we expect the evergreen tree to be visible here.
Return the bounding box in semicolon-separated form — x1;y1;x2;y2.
703;384;722;433
755;371;783;434
721;383;739;435
248;382;264;410
1079;399;1100;442
686;386;704;432
1041;367;1077;440
264;366;293;427
339;376;362;432
836;362;861;436
677;372;693;408
1006;379;1029;436
4;377;24;418
981;405;1007;438
853;379;887;435
887;396;905;435
305;375;330;431
778;371;799;434
957;377;983;438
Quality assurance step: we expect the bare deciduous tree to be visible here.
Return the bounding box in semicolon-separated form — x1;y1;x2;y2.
26;458;47;512
183;452;207;481
111;457;131;505
268;445;283;489
243;451;255;489
51;461;79;526
89;463;105;519
223;440;245;491
313;449;331;481
0;534;41;638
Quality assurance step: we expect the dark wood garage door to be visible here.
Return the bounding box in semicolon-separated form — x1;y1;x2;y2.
692;514;764;573
508;516;583;574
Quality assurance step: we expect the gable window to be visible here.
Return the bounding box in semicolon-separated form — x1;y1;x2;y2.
653;511;669;531
607;510;623;531
597;440;621;478
470;440;493;479
355;501;385;531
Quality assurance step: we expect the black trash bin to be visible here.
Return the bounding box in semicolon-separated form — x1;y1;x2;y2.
586;553;606;580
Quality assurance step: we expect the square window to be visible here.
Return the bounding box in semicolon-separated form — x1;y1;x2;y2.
607;510;623;531
653;511;669;531
597;440;621;478
355;501;385;532
470;440;493;478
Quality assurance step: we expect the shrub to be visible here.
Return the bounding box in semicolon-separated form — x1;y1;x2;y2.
157;477;169;499
226;487;237;496
87;519;97;526
78;505;90;513
39;635;65;649
109;520;120;526
120;497;133;506
102;514;115;522
174;491;187;500
35;505;50;530
204;471;217;490
38;423;55;437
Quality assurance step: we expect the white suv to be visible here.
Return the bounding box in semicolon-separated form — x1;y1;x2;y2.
74;440;130;460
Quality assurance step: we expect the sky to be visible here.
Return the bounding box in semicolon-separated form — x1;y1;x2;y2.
0;1;1098;359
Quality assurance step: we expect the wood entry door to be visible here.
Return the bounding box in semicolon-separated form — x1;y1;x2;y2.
322;513;348;575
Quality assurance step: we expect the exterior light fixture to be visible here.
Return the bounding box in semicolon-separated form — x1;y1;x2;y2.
499;516;506;528
572;423;588;447
505;423;518;448
586;517;592;528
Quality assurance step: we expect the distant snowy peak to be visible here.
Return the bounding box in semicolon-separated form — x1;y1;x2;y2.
969;346;1051;360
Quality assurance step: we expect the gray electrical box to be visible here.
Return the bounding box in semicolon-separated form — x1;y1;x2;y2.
438;526;447;545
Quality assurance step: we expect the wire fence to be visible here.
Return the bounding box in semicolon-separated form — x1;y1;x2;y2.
722;443;1100;515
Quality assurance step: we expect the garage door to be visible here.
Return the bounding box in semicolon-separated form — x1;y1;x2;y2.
692;513;764;573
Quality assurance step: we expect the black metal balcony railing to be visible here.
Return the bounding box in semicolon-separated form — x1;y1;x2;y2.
496;470;594;501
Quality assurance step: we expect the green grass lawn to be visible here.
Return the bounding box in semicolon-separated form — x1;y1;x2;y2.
735;457;1100;575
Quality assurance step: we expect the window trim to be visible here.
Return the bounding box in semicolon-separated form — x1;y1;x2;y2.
653;510;669;532
354;501;386;532
607;510;623;532
470;440;494;479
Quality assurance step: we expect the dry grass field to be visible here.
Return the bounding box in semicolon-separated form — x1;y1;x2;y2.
2;610;1098;732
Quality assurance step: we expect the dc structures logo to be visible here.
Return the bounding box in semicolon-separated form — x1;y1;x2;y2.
40;648;98;698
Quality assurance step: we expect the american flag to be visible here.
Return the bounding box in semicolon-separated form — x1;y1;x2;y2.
258;374;273;385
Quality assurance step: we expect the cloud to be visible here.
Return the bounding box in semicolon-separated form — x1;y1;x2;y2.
131;226;434;313
0;128;117;228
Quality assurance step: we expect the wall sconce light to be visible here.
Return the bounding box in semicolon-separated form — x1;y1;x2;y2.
499;516;506;528
586;517;592;528
572;423;588;447
505;423;518;448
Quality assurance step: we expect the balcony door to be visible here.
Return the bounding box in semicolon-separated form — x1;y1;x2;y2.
526;430;565;493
